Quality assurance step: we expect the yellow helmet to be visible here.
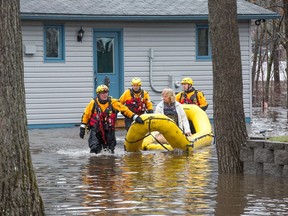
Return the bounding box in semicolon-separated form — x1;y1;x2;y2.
131;77;142;86
181;77;194;85
96;85;109;94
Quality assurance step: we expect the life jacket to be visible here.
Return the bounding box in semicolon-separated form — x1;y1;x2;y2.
125;89;146;115
89;97;117;131
163;103;178;126
180;90;199;106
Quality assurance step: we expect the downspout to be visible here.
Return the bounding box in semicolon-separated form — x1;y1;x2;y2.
149;48;162;93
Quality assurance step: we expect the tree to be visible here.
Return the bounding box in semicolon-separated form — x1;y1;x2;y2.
284;0;288;108
251;0;286;108
208;0;248;173
0;1;45;215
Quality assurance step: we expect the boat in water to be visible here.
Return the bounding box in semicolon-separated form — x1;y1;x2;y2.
124;104;213;152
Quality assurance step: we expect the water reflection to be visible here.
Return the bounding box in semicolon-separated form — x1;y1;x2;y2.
80;156;122;214
78;149;218;215
215;174;247;215
29;107;288;215
215;174;288;216
242;175;288;215
32;144;288;215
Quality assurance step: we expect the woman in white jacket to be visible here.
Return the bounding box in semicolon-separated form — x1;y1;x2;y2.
155;88;191;136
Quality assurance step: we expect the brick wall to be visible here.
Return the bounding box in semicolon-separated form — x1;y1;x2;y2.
241;139;288;177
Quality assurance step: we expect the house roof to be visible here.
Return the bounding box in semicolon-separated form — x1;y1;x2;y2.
20;0;280;21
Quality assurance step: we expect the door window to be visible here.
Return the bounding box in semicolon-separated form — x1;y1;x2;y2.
97;38;114;73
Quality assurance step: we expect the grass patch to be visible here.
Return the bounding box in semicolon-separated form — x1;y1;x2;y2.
268;136;288;142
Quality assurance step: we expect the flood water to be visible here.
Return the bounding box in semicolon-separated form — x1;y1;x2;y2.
29;107;288;215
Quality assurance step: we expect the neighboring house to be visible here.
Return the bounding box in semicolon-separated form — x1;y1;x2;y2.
20;0;279;128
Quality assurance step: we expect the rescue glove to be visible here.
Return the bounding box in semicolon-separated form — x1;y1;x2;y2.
133;115;144;124
79;124;86;139
147;110;154;114
136;116;144;124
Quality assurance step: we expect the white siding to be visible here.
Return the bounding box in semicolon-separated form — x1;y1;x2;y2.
22;21;252;126
22;22;94;125
123;22;251;119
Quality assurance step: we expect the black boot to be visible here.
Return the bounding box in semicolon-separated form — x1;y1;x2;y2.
90;147;100;154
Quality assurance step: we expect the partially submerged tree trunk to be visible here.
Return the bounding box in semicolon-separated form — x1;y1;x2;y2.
0;1;45;215
264;16;282;106
208;0;248;173
251;0;286;107
273;49;281;106
265;41;274;104
284;0;288;108
253;25;265;106
255;51;265;106
252;26;260;105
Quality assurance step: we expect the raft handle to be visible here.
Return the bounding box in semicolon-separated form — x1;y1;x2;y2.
186;132;214;148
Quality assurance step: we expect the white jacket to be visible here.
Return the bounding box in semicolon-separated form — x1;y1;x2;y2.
155;101;191;134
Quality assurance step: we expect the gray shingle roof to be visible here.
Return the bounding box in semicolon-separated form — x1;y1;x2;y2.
20;0;280;21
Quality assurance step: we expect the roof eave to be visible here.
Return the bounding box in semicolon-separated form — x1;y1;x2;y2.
238;14;281;20
20;13;281;22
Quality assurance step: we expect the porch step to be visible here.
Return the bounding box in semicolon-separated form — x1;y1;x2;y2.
115;118;125;128
115;115;125;128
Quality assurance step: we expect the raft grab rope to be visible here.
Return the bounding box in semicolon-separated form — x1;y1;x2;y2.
186;132;214;149
125;116;179;151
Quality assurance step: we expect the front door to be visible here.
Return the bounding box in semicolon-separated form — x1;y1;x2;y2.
94;31;122;98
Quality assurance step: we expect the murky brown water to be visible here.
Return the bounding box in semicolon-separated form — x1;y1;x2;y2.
29;107;288;215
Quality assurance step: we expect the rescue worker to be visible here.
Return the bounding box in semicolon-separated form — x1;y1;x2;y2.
175;77;208;134
175;77;208;111
79;84;144;154
119;77;154;131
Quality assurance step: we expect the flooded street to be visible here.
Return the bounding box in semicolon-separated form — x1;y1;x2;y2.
29;107;288;215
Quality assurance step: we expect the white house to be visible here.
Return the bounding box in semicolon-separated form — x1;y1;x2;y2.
20;0;280;128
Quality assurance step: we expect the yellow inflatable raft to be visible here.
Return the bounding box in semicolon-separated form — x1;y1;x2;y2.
124;104;213;152
182;104;213;150
124;113;190;152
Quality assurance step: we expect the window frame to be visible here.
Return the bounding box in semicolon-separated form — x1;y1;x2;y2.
196;25;211;60
43;25;65;62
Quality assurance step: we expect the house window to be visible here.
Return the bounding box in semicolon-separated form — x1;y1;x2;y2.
44;25;65;62
196;25;211;60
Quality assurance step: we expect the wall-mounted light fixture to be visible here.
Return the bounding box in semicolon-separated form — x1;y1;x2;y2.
77;27;84;42
255;19;266;26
